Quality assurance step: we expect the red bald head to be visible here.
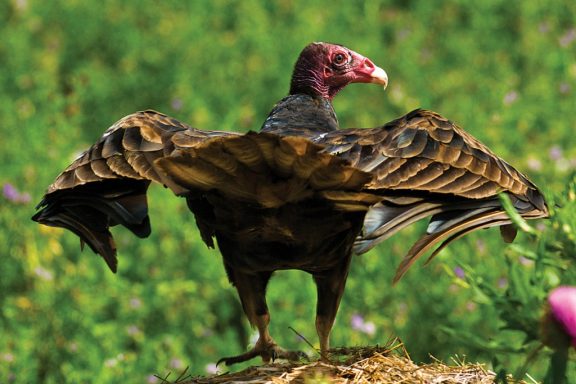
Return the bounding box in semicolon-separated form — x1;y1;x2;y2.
289;42;388;100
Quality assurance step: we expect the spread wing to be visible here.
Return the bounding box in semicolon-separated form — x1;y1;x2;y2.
32;110;236;271
317;109;548;282
34;108;548;281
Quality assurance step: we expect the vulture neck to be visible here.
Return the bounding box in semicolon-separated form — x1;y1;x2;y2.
260;94;339;136
289;55;332;99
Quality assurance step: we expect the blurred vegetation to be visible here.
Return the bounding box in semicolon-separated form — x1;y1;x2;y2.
1;1;575;382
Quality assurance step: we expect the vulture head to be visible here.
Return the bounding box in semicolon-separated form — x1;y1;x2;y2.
289;42;388;100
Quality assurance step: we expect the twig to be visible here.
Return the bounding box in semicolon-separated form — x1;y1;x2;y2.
288;326;317;353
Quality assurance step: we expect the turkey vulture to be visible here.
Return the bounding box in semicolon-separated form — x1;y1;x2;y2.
33;42;548;365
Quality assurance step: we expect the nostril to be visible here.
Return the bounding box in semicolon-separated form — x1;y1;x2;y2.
363;59;376;71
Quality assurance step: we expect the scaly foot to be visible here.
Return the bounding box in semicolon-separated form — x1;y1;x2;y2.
217;339;307;366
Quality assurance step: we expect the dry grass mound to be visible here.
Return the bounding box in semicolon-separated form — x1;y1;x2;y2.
160;340;518;384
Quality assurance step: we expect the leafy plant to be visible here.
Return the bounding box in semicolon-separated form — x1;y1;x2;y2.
444;174;576;381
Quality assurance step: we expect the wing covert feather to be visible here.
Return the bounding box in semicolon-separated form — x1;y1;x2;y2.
318;109;543;207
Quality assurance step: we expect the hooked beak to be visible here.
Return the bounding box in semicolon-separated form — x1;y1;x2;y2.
369;65;388;89
351;56;388;89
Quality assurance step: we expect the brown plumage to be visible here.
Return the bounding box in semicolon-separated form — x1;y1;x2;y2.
33;42;547;365
316;109;547;281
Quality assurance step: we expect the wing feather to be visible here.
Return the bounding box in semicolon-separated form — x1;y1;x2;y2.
316;108;548;280
33;110;224;271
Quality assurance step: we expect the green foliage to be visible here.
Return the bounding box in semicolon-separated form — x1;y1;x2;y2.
1;1;575;382
447;177;576;382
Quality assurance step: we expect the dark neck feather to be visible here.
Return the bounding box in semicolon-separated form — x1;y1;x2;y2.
261;94;339;135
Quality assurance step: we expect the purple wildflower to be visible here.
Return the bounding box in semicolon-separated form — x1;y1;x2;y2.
127;325;140;336
559;82;571;94
548;286;576;347
350;313;377;335
454;266;466;279
147;375;159;384
205;363;219;375
3;184;19;201
549;145;564;161
362;321;376;336
129;297;142;309
559;28;576;47
526;157;543;172
169;358;184;369
503;91;518;105
2;183;31;204
351;314;365;331
171;98;183;111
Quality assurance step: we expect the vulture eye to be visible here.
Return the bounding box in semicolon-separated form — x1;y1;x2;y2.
332;52;347;66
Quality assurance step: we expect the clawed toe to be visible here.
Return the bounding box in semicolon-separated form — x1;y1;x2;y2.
217;350;259;366
217;344;307;366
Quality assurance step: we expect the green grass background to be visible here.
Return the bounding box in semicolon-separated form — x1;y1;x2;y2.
1;1;575;382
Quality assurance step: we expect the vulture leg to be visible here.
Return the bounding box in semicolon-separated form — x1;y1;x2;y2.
217;270;305;366
313;257;352;360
